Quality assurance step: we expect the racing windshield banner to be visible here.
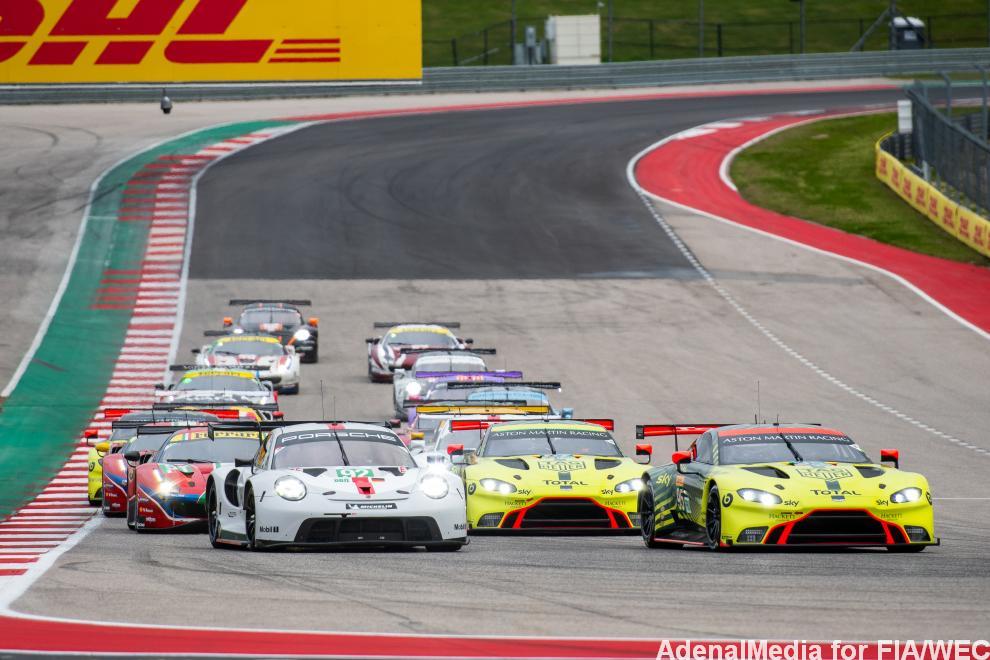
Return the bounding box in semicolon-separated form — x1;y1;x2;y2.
0;0;422;83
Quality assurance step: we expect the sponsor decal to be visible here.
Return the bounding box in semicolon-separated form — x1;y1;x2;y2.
811;489;861;496
722;493;733;507
768;511;801;520
467;483;476;495
0;0;421;83
454;523;468;530
543;480;588;486
782;500;799;507
345;502;397;510
656;473;672;487
795;467;854;481
537;459;586;472
336;467;374;478
259;525;279;533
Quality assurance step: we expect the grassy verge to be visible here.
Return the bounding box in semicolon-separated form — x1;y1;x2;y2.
423;0;990;67
730;113;990;266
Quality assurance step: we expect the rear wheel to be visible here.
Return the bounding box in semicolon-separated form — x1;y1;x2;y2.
244;487;259;550
705;485;723;551
207;486;227;549
126;498;136;530
638;486;664;548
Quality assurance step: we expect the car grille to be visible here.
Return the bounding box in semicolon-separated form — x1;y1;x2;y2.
476;513;504;528
772;510;894;545
294;517;441;544
504;498;629;529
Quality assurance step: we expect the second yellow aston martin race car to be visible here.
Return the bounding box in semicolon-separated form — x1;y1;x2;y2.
636;423;937;551
457;419;652;532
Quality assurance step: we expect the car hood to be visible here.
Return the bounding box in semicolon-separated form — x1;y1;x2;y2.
277;466;422;501
469;454;642;496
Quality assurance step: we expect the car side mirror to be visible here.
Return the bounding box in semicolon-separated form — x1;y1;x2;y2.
464;448;478;465
365;338;376;344
446;444;464;457
880;449;900;469
155;383;165;390
272;411;285;419
409;439;426;454
123;450;141;463
561;407;574;419
635;443;653;465
223;317;232;327
234;458;253;467
94;441;110;454
263;381;274;392
462;338;474;344
672;450;692;472
191;348;200;354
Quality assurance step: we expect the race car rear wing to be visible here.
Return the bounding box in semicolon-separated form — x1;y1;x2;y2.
397;347;495;356
635;424;733;450
205;420;397;442
443;381;560;390
373;321;461;329
229;299;311;306
151;403;269;420
167;364;281;384
112;421;205;432
413;370;523;380
103;407;221;422
163;400;281;420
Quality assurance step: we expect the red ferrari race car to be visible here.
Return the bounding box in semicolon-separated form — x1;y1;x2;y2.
125;425;262;532
365;321;479;382
98;410;219;517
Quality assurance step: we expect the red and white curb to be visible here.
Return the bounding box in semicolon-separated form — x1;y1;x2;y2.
0;125;305;603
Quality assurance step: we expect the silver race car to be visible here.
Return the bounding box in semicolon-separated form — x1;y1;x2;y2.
157;366;279;414
193;334;301;394
206;422;468;551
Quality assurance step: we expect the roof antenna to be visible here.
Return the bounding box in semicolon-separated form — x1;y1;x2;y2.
320;380;327;419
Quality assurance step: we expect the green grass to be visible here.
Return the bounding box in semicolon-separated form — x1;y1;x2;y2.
423;0;990;66
731;113;990;266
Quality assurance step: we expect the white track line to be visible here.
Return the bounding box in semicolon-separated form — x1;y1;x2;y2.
625;121;989;458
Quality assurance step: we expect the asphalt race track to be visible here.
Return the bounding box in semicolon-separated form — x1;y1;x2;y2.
13;88;990;642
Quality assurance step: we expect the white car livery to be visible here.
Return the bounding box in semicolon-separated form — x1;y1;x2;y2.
157;367;278;410
193;334;301;394
206;422;468;551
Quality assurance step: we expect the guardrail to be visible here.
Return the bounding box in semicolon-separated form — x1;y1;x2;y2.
3;47;990;104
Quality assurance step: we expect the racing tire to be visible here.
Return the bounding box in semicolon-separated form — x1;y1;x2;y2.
244;487;264;551
303;347;318;364
280;383;300;395
887;544;927;553
638;486;667;548
88;498;100;507
126;498;137;530
207;486;229;550
425;543;463;552
705;484;723;551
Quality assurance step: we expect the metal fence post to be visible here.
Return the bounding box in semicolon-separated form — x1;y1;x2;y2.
649;19;655;59
941;72;952;117
451;38;458;66
981;66;989;140
483;27;489;65
698;0;705;58
717;23;723;56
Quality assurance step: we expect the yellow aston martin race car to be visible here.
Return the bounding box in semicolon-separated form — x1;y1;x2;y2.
636;423;937;551
457;419;652;532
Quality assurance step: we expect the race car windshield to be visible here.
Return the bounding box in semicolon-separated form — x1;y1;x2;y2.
435;429;485;453
238;309;301;330
468;390;548;404
211;341;285;357
718;433;870;465
384;331;457;347
125;432;173;452
272;435;414;469
416;358;483;372
158;438;257;463
175;375;264;391
483;429;621;457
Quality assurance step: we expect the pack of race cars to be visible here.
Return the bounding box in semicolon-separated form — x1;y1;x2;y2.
86;308;938;552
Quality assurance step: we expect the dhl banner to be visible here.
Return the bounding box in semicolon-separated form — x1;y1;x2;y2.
0;0;421;83
875;138;990;259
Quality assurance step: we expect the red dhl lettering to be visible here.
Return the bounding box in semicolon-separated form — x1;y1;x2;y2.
0;0;341;66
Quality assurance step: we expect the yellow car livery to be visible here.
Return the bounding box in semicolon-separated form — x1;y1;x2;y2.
637;424;937;551
461;419;651;532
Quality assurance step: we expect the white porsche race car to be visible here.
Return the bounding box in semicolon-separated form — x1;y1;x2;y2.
206;422;468;551
193;334;301;394
157;366;279;413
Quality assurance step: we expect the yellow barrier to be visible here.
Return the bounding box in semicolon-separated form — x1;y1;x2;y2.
0;0;421;83
875;136;990;258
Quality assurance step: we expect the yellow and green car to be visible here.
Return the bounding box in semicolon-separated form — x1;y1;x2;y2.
459;419;652;532
636;423;937;551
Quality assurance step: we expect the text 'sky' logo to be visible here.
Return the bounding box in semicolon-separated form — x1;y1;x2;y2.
0;0;340;66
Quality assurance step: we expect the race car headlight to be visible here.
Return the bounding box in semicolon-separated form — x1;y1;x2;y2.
738;488;782;506
890;487;922;504
293;329;311;342
419;476;449;499
615;478;645;494
232;328;244;334
404;381;423;397
480;478;516;495
157;481;179;497
274;476;307;501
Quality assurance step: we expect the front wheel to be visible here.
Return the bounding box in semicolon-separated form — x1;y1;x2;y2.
244;487;260;550
126;498;136;530
705;484;723;551
638;487;665;548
